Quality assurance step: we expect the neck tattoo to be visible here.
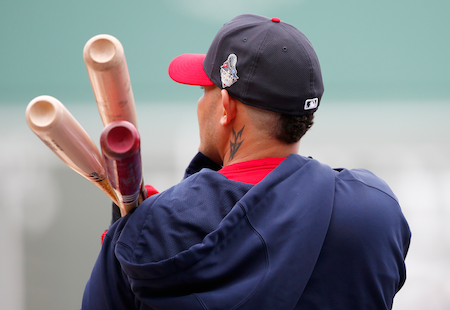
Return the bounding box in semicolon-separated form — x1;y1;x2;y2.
229;126;245;160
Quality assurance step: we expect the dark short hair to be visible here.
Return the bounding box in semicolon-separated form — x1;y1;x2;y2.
244;104;314;144
276;113;314;144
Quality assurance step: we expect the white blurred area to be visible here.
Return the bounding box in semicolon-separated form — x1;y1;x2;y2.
0;100;449;309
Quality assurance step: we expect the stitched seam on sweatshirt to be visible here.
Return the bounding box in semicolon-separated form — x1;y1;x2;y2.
336;177;400;206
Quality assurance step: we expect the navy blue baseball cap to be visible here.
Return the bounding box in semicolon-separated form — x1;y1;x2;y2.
169;14;324;115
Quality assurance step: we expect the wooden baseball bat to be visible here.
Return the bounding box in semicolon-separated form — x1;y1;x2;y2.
100;121;147;215
26;95;119;205
84;34;148;211
83;34;138;128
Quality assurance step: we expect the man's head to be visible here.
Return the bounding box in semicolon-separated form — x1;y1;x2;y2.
168;14;323;164
169;14;324;116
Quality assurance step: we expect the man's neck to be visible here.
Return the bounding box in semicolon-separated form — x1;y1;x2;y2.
222;139;300;166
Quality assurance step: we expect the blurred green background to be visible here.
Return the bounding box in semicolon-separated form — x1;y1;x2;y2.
1;1;449;310
2;0;449;105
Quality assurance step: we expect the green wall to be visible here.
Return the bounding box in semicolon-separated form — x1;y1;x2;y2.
1;0;449;106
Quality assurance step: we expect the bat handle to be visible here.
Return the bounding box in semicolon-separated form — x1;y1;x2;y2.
138;181;148;205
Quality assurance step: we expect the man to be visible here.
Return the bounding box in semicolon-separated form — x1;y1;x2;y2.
82;14;410;309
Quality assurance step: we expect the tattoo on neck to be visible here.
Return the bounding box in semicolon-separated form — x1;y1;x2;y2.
229;126;245;160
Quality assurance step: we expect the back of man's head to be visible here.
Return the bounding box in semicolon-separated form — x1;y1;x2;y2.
169;14;324;117
244;104;315;144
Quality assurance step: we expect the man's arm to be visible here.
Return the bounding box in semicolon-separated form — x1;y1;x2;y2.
82;216;138;310
108;152;217;227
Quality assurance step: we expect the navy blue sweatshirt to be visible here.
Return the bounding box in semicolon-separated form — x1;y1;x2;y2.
82;153;410;309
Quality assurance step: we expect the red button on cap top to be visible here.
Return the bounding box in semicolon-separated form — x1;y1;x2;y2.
271;17;281;23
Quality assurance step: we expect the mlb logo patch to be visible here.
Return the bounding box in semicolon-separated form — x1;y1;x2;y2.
304;98;318;110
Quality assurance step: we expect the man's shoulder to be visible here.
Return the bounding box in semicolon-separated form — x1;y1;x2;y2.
334;167;398;202
329;166;409;245
114;169;253;265
288;155;404;223
286;154;397;201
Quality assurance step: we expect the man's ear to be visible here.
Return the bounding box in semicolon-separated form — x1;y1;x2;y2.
220;89;237;126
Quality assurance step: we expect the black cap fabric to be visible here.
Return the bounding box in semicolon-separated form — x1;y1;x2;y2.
203;14;324;115
168;14;324;115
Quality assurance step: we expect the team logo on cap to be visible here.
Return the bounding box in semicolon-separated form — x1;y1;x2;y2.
220;54;239;88
304;98;319;110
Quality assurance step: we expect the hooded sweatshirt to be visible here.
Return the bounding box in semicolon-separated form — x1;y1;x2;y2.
82;153;410;310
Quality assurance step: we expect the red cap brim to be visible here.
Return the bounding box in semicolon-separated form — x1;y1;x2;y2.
168;54;214;86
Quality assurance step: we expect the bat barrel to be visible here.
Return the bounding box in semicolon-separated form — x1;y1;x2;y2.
85;36;120;70
25;95;119;205
102;121;140;158
83;34;138;128
26;96;94;172
101;121;145;214
26;97;60;130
